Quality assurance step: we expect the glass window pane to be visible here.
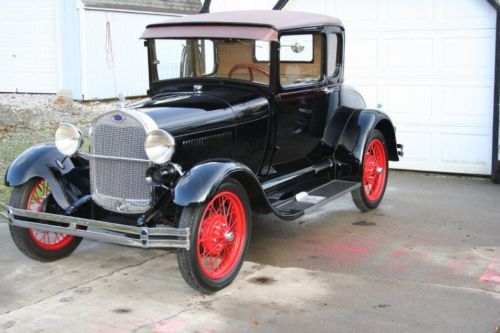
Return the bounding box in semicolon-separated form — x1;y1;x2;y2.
327;34;338;77
255;40;270;62
153;38;269;85
280;35;313;62
280;34;322;88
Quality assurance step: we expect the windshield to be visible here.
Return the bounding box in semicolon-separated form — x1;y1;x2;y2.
151;38;271;85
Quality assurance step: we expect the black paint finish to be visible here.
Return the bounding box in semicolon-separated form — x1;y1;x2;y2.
5;144;89;210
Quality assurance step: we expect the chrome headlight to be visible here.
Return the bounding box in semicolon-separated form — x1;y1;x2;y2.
55;123;83;156
144;129;175;164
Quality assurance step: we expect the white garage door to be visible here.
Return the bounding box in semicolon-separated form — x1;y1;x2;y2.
287;0;497;174
0;0;59;93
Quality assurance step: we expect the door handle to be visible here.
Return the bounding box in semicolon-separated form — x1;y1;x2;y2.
322;87;336;94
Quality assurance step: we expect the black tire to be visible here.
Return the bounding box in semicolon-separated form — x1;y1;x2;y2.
177;178;252;293
352;129;389;212
8;178;82;262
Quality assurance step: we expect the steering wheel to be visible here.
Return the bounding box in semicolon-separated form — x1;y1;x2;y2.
228;64;270;81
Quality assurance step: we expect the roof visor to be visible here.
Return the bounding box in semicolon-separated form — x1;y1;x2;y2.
141;25;278;41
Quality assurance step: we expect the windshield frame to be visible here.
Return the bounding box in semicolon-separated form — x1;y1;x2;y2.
146;38;273;90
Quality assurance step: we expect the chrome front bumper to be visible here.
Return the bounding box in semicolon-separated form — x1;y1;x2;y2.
0;203;189;249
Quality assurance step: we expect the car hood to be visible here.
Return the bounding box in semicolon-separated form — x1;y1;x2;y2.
135;86;268;137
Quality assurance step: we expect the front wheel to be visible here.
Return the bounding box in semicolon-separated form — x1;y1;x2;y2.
177;178;251;293
352;129;389;212
8;178;82;262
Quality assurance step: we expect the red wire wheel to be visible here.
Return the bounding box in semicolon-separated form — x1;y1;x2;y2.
362;138;387;202
177;178;251;293
196;191;246;280
26;179;74;250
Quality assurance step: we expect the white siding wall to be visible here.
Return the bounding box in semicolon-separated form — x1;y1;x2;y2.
81;10;177;100
0;0;59;93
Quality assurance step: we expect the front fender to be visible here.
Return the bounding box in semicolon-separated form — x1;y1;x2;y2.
173;160;258;207
4;144;89;209
173;160;301;220
335;109;398;181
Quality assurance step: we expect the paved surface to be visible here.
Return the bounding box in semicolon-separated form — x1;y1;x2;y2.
0;171;499;333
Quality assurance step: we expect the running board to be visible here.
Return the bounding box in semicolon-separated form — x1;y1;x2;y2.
272;180;360;215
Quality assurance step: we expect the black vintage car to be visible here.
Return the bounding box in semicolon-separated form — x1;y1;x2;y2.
0;10;402;293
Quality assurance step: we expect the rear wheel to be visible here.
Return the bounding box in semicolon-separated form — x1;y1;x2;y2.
352;129;389;211
9;178;82;261
177;178;251;293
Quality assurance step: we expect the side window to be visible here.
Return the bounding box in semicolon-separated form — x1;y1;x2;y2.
327;34;339;79
280;34;313;62
279;34;322;88
255;40;270;62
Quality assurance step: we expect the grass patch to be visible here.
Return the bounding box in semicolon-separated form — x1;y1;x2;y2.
0;127;54;203
0;122;91;204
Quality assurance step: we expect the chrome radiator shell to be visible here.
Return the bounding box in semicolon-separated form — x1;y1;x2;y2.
89;110;157;214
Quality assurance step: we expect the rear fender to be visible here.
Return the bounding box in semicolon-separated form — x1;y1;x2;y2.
4;144;89;209
334;109;398;181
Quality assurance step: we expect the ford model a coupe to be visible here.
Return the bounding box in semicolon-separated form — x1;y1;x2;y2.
1;11;402;293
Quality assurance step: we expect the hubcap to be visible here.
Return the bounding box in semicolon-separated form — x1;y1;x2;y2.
196;191;246;280
362;139;387;202
224;231;235;242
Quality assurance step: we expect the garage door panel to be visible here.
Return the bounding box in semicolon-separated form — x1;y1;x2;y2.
392;126;491;174
384;38;434;70
336;0;377;24
441;0;497;28
439;130;492;171
385;85;433;121
441;36;495;76
394;130;433;164
439;85;494;126
345;38;378;73
384;0;434;24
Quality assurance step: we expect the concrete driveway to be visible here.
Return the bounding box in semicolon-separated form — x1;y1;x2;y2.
0;171;499;333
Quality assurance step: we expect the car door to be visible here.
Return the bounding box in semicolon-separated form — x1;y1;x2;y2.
266;32;330;175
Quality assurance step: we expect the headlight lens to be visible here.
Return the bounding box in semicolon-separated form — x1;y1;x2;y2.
54;123;83;156
144;129;175;164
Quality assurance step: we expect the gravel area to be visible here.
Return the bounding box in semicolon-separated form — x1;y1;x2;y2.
0;93;146;203
0;93;121;130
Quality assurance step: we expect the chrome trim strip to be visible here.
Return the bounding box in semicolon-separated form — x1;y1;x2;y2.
119;108;158;134
81;152;151;163
0;203;189;249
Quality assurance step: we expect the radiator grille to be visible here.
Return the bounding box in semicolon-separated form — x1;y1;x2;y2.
89;111;152;214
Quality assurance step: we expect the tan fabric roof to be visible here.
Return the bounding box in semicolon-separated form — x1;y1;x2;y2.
81;0;201;15
141;10;343;41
